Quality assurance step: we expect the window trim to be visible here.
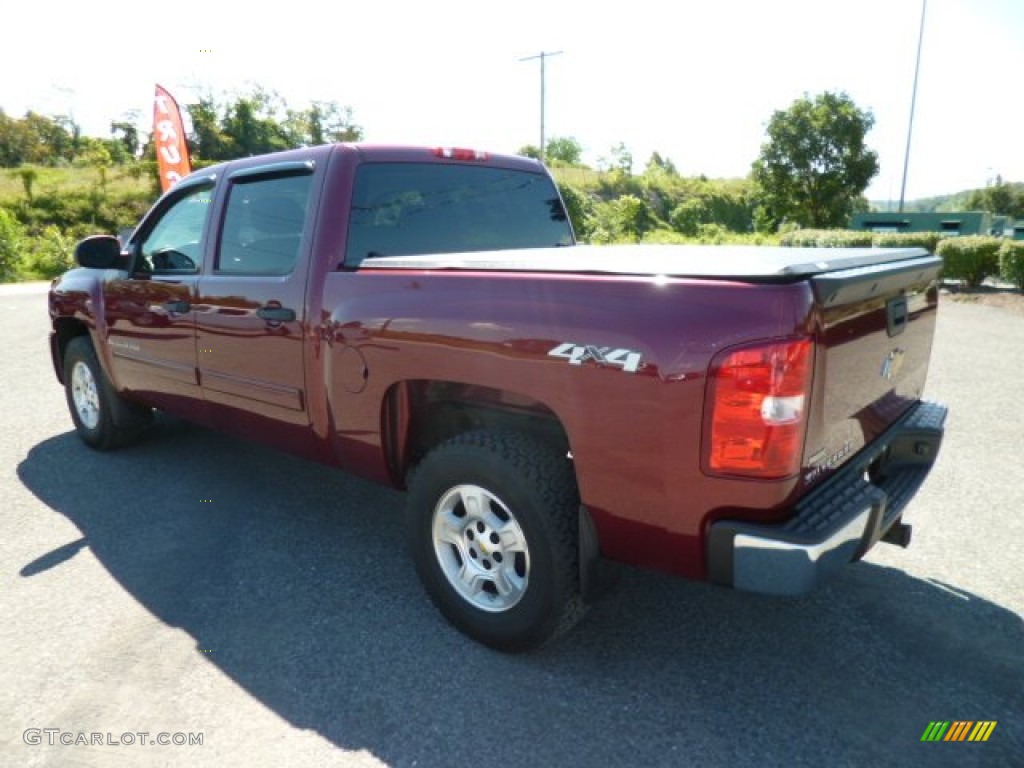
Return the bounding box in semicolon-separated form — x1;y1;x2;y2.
228;160;315;183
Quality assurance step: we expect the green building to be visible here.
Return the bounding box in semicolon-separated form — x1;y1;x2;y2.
851;211;992;236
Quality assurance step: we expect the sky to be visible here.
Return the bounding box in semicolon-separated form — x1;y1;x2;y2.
3;0;1022;203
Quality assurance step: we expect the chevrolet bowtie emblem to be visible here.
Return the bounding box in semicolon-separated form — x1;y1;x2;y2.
881;348;906;381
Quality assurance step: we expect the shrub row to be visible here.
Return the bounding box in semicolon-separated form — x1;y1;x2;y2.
999;240;1024;290
870;231;946;253
779;229;948;251
717;228;1024;291
778;229;874;248
935;236;1003;287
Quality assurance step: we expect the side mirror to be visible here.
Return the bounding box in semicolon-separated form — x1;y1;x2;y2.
75;235;126;269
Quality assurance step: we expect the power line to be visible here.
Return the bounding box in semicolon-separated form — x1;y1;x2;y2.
519;51;563;162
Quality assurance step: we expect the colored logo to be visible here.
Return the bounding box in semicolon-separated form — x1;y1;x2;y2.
920;721;997;742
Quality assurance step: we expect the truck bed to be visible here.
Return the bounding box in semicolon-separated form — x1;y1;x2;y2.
360;242;945;591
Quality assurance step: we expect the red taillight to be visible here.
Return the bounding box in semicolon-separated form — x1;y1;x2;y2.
433;147;489;161
705;337;814;479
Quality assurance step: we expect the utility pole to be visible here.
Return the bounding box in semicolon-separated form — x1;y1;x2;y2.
520;50;562;162
899;0;927;213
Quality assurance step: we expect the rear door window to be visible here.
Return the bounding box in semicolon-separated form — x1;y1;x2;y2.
217;173;312;275
345;163;573;266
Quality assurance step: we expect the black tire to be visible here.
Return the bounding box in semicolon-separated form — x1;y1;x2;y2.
407;430;584;652
63;336;152;450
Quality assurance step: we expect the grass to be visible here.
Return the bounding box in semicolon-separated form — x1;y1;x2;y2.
0;164;158;283
0;164;152;204
550;166;604;190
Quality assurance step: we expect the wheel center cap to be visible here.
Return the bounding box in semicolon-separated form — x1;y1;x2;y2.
476;532;492;556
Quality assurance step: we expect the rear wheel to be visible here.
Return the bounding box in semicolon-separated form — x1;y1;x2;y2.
407;430;583;651
64;336;151;450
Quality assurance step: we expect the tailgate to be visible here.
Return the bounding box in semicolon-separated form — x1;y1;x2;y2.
802;253;943;487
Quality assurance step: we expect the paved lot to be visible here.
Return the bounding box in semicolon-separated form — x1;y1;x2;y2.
1;282;1021;767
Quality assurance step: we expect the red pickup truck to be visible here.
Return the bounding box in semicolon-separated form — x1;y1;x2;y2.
49;143;947;651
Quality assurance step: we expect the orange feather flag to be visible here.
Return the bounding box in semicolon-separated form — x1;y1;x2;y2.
153;84;191;192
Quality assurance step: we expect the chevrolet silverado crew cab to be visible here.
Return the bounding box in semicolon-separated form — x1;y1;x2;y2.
49;143;947;651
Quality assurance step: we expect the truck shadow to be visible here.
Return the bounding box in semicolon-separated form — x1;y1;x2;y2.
17;424;1022;767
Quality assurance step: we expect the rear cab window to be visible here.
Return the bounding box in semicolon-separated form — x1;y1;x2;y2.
345;163;573;267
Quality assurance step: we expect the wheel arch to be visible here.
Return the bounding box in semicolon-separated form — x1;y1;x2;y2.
51;317;91;385
381;379;572;490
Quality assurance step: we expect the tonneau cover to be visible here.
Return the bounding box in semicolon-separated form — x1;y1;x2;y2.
361;244;931;281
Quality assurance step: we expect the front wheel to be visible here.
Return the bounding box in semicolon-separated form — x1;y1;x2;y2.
63;336;151;450
407;430;584;651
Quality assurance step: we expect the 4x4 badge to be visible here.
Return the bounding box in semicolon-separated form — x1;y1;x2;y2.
548;343;642;373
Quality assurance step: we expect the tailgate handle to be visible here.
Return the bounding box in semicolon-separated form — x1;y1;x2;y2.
887;297;908;337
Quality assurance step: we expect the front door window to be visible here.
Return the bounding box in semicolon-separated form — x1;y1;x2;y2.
138;186;213;273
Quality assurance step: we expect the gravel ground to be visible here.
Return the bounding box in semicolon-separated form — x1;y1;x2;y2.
1;282;1020;768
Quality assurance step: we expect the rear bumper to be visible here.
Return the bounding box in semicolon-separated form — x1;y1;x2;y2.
707;400;948;596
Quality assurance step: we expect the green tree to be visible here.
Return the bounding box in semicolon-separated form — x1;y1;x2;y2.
590;194;654;243
517;144;542;160
188;91;362;161
964;176;1024;219
110;117;140;159
223;90;291;157
600;142;633;176
187;97;234;161
0;111;76;165
670;198;711;236
318;102;362;143
645;151;678;176
751;91;879;229
54;115;82;158
545;136;583;166
283;101;363;146
0;109;32;166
